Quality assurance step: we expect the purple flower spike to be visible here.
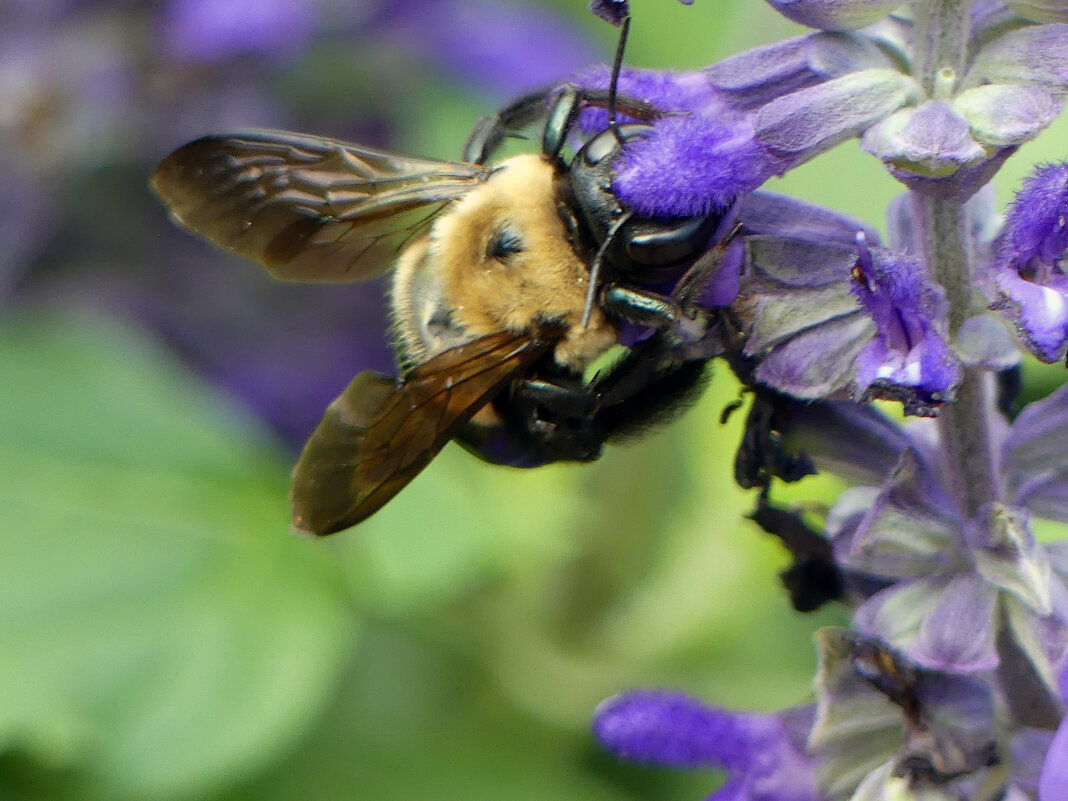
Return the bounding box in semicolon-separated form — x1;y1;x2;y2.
992;162;1068;362
594;692;820;801
851;233;962;416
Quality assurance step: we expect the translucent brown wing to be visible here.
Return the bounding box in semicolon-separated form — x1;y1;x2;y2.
151;129;491;282
291;332;554;535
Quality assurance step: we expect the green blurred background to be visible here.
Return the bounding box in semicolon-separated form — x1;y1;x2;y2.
2;1;1066;799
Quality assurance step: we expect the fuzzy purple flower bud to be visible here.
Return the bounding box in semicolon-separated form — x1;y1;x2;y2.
594;692;820;801
850;233;962;416
992;162;1068;362
573;65;788;216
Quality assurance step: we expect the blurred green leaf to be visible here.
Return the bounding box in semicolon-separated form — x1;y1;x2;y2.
338;449;588;614
0;314;356;801
222;623;716;801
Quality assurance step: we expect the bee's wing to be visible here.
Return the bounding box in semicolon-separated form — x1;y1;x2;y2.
151;129;491;282
291;332;553;535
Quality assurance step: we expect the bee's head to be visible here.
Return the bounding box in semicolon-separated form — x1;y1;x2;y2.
429;153;616;368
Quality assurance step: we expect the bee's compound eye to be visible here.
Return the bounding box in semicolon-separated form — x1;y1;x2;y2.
624;213;718;268
581;124;652;166
487;226;524;262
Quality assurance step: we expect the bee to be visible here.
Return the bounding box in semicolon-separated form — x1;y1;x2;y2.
151;24;734;535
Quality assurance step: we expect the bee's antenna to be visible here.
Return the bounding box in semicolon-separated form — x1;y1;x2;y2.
582;210;633;328
608;14;631;145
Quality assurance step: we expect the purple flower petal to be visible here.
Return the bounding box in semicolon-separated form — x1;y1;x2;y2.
1039;719;1068;801
594;691;756;768
762;0;904;31
574;65;744;128
992;162;1068;362
861;100;987;174
994;269;1068;362
613;113;785;216
1005;0;1068;23
1039;662;1068;800
593;692;820;801
914;574;1000;673
953;85;1064;147
756;69;918;155
734;198;896;400
851;235;962;416
741;191;878;249
696;235;747;308
1006;381;1068;523
1003;162;1068;269
967;503;1052;614
1012;728;1055;798
777;402;915;487
844;449;959;579
967;23;1068;92
882;146;1018;202
752;313;874;399
705;31;892;109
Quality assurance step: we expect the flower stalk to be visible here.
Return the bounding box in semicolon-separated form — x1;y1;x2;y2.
912;0;1002;521
910;0;1009;525
911;0;972;97
913;191;1003;517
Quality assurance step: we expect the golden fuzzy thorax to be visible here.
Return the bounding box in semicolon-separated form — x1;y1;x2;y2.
398;153;616;370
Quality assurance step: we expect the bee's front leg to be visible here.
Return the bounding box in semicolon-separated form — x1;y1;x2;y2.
598;283;721;361
599;283;685;329
509;372;607;462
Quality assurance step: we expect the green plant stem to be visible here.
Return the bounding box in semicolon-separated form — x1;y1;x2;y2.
910;193;1001;516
